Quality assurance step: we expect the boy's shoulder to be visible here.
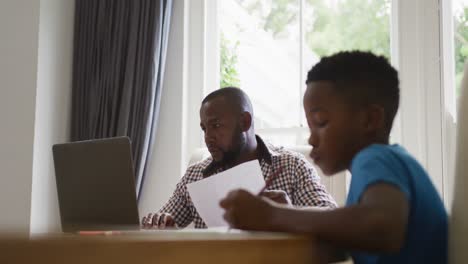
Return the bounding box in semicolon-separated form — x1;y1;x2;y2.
349;144;413;188
348;144;426;202
356;143;401;156
352;144;411;168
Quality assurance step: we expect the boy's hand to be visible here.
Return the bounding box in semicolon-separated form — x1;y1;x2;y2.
260;190;292;205
141;212;178;229
220;189;275;230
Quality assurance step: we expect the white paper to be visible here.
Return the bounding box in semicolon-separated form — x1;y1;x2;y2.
186;160;265;227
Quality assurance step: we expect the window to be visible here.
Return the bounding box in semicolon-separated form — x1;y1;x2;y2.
218;0;391;145
453;0;468;97
442;0;468;208
184;0;460;205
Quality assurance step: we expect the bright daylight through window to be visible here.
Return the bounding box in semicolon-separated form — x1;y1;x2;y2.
453;0;468;98
442;0;468;207
219;0;391;144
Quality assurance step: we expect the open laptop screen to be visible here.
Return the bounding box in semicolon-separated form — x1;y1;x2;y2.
52;137;140;232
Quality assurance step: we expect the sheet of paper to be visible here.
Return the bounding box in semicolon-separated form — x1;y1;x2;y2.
186;160;265;227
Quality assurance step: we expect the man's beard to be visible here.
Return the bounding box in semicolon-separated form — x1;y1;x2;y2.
220;130;246;165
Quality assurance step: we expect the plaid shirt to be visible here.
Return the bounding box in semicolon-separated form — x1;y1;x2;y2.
158;135;337;228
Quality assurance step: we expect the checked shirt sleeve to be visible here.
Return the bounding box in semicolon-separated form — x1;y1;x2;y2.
157;167;198;228
291;156;337;208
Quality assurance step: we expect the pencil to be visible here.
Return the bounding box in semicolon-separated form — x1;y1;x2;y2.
257;167;284;195
78;230;122;236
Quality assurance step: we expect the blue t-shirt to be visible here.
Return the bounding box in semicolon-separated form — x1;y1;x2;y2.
346;144;447;264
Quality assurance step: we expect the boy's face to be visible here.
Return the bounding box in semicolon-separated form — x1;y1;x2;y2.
303;81;367;175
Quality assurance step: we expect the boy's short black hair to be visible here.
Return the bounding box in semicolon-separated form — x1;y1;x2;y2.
306;51;400;137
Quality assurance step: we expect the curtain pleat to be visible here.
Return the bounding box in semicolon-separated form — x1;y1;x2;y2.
71;0;173;199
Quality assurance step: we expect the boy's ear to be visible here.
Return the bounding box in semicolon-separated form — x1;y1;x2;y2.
364;104;385;133
240;112;252;132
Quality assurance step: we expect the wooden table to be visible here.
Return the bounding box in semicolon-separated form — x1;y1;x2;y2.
0;229;329;264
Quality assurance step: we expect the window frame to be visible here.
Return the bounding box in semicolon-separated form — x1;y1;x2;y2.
393;0;444;193
440;0;458;209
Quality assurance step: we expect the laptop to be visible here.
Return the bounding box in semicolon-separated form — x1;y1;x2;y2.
52;137;140;233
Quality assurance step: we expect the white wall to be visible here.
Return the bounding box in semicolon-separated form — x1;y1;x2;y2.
0;0;41;234
0;0;74;234
139;0;188;215
30;0;74;234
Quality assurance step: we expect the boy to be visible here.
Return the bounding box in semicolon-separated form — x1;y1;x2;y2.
220;51;448;263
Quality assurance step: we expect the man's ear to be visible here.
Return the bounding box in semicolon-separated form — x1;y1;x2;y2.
364;104;385;133
240;112;252;132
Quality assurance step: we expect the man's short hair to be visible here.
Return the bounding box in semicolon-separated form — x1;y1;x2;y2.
202;87;253;115
306;51;400;136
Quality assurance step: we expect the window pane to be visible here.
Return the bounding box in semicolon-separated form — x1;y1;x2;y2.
454;0;468;98
220;0;301;129
443;0;468;208
219;0;391;132
302;0;391;126
303;0;391;72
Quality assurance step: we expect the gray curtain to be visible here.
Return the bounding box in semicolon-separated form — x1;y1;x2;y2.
71;0;173;199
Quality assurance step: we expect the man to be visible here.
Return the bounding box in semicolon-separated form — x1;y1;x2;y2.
142;87;336;229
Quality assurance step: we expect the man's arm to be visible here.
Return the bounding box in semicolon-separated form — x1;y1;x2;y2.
292;157;337;208
143;172;196;228
221;183;408;253
156;182;193;227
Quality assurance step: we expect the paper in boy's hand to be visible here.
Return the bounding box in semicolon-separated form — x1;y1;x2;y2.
187;160;264;227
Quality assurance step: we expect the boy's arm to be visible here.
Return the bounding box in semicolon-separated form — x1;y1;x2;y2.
221;183;408;253
275;183;409;252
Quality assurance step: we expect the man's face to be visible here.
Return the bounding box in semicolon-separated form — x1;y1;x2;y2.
200;97;245;163
303;81;366;175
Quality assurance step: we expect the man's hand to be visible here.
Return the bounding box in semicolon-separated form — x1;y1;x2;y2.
260;190;292;205
141;212;178;229
220;189;276;231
